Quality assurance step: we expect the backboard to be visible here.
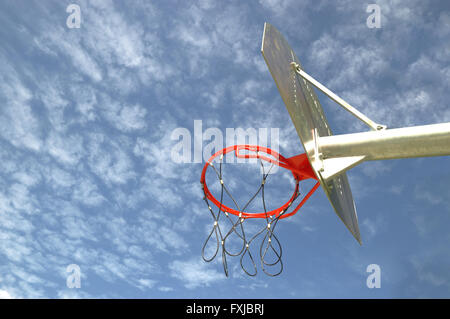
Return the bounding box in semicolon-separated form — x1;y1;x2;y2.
261;22;361;244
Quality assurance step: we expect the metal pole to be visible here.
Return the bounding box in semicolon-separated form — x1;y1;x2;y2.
319;122;450;161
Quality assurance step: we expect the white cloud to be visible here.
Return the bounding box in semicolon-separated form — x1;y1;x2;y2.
72;177;105;207
359;161;392;179
11;267;44;285
137;279;157;289
82;0;146;68
135;215;189;254
47;166;76;190
409;244;450;290
0;64;43;151
37;25;103;82
361;215;385;241
100;100;148;132
57;289;92;299
46;133;84;166
414;187;444;206
0;290;12;299
87;133;136;186
72;85;98;122
169;258;225;289
12;169;41;187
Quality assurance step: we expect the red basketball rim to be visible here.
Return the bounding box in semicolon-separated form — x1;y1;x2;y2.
200;145;320;219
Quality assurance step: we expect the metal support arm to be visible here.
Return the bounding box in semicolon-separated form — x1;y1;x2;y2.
292;63;387;131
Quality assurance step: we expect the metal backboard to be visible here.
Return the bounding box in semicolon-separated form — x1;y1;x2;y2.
261;22;361;244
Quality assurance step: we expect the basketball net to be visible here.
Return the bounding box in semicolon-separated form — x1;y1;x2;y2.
200;145;319;276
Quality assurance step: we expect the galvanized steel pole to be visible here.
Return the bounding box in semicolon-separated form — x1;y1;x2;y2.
319;122;450;161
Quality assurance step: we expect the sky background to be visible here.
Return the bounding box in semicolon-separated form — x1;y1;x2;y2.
0;0;449;298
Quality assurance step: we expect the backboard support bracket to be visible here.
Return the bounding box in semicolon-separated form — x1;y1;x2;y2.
291;62;387;132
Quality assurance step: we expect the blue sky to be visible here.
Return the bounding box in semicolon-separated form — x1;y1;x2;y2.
0;0;449;298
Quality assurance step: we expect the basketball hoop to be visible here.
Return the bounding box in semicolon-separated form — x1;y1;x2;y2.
200;145;320;276
198;22;450;277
